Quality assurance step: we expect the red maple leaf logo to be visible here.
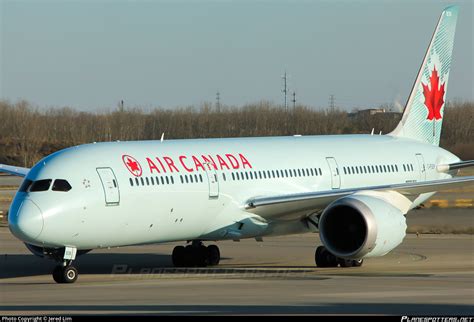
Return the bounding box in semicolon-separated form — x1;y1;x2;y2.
122;155;142;177
422;66;445;121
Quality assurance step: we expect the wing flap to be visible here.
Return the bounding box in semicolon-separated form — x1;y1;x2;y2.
245;176;474;219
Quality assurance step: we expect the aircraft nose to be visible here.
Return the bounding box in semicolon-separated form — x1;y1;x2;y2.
9;199;44;242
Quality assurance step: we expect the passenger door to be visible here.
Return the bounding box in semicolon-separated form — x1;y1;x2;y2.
205;166;219;199
96;167;120;206
415;153;427;181
326;157;341;189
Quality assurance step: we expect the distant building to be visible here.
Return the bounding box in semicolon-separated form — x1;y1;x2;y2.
348;108;402;119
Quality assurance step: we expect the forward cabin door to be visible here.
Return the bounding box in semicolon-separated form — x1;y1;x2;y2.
96;167;120;206
205;165;219;198
415;153;427;181
326;157;341;189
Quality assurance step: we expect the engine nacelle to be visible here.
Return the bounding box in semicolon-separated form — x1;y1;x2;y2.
319;194;407;259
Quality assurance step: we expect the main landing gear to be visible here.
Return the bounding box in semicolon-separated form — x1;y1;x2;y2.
172;241;220;267
315;245;363;268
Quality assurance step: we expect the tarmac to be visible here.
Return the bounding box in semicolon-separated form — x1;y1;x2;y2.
0;228;473;315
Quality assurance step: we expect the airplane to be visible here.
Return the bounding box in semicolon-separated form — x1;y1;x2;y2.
1;5;473;284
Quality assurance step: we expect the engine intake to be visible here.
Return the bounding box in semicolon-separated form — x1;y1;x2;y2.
319;195;407;259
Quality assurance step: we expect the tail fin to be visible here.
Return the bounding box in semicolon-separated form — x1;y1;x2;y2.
389;5;458;146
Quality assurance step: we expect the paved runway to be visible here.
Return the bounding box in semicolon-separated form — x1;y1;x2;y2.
0;227;473;315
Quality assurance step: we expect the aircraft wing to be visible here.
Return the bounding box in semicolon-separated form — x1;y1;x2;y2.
0;164;30;177
245;176;474;219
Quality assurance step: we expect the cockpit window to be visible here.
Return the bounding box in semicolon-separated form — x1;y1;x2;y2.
19;179;33;192
52;179;72;192
29;179;52;192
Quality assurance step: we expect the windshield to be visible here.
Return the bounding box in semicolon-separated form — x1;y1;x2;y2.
29;179;52;192
52;179;72;192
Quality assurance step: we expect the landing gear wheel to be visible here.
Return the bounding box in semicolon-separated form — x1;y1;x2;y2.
338;258;354;268
195;245;209;267
52;265;78;284
63;266;78;283
172;246;186;267
315;246;338;268
172;243;221;268
184;245;195;267
352;259;363;267
52;266;63;283
207;245;220;266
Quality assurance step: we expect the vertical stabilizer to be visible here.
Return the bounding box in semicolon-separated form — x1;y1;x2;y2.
389;6;458;146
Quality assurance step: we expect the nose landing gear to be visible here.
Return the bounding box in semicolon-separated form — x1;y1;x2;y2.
52;263;78;283
51;246;78;284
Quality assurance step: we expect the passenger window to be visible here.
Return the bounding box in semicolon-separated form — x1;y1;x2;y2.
52;179;72;192
30;179;52;192
129;178;134;186
19;179;33;192
135;178;140;186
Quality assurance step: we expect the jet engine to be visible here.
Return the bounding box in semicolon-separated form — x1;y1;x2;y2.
318;194;407;259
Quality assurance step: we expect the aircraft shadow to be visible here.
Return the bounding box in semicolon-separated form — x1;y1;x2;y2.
0;253;316;279
0;253;174;279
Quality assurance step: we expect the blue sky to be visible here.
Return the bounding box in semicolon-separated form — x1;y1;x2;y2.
1;0;472;111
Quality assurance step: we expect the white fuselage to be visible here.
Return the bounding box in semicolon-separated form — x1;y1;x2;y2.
8;134;458;250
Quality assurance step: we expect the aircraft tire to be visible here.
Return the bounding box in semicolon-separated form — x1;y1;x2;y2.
172;246;186;267
338;258;354;268
315;246;338;267
62;266;78;283
52;266;64;283
207;245;220;266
